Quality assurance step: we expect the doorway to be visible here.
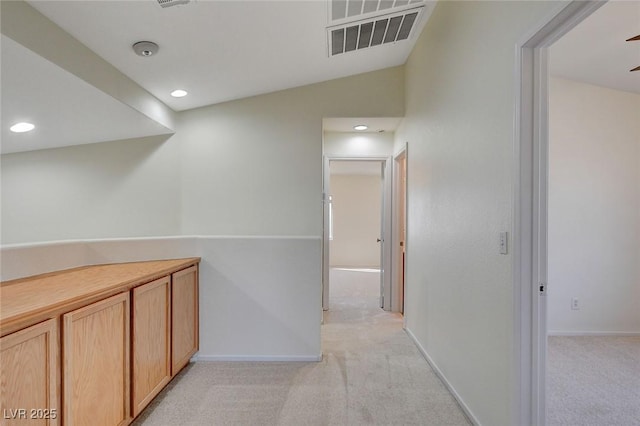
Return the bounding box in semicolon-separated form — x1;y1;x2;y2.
545;2;640;424
392;146;407;314
515;1;614;424
322;157;392;312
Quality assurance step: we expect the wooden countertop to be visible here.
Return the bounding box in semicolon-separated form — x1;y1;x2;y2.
0;258;200;337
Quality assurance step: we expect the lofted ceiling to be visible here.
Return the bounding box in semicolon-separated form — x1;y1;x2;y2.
2;0;637;155
27;0;433;111
1;35;171;154
2;0;432;153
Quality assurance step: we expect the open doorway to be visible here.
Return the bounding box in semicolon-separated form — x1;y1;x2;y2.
322;157;392;312
545;2;640;424
515;1;640;424
321;119;403;314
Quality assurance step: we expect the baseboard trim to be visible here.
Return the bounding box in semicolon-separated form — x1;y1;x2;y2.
548;331;640;337
194;354;323;362
404;327;480;426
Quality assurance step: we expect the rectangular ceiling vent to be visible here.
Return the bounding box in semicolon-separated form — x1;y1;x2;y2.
157;0;190;8
330;0;425;23
328;7;422;57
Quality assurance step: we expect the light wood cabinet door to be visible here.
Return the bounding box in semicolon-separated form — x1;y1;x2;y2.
131;277;171;417
63;293;130;426
171;266;199;374
0;319;59;425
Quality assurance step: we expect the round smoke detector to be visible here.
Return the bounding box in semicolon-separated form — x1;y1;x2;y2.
132;41;159;57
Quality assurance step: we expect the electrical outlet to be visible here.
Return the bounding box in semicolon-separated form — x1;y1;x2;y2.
571;297;579;310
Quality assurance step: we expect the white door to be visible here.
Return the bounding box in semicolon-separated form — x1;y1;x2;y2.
379;161;385;308
380;159;393;310
322;156;330;311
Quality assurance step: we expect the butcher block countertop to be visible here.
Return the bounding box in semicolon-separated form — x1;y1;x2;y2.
0;257;200;337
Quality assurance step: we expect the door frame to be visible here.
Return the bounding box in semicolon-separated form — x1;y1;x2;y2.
392;143;408;314
513;1;605;424
322;155;393;311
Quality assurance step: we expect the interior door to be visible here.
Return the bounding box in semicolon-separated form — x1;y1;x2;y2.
399;155;407;314
379;159;393;310
322;156;330;311
379;161;385;308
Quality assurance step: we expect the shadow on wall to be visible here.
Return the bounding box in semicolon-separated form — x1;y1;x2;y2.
0;134;178;245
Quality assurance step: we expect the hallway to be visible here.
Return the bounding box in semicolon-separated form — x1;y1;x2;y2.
133;268;469;425
321;268;470;425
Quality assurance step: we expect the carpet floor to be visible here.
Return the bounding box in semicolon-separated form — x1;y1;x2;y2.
547;335;640;426
132;268;471;425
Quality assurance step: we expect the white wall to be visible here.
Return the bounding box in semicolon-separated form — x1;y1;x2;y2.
324;131;395;157
0;236;197;282
177;68;404;237
330;174;381;268
395;2;561;425
0;236;321;361
1;135;181;244
2;63;404;360
1;1;175;130
548;77;640;334
197;237;321;360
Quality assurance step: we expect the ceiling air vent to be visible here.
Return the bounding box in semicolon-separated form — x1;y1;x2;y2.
330;0;425;22
328;7;422;56
157;0;190;8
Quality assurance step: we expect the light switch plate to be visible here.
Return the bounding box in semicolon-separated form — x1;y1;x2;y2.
499;232;508;255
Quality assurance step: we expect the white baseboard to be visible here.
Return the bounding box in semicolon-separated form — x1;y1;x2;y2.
194;354;323;362
404;327;480;426
548;331;640;337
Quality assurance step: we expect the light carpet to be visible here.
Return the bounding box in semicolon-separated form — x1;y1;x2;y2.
132;268;471;425
547;335;640;426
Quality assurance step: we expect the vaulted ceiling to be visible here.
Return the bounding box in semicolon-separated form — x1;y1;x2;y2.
27;0;432;111
1;0;637;154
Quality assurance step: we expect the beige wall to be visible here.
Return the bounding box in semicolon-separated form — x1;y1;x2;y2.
177;67;404;237
1;55;404;361
1;1;175;130
324;131;395;157
548;77;640;334
330;174;381;268
1;135;181;244
396;2;561;425
2;67;404;244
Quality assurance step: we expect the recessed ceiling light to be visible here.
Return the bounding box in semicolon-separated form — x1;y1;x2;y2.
354;125;368;131
171;89;188;98
10;122;35;133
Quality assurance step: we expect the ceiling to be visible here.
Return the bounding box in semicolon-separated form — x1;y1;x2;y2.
27;0;432;111
1;35;171;154
1;0;431;153
550;1;640;94
2;0;637;155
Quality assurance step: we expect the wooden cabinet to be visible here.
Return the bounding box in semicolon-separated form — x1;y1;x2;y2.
1;258;199;426
63;293;130;426
0;319;59;425
171;266;199;374
131;277;171;417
